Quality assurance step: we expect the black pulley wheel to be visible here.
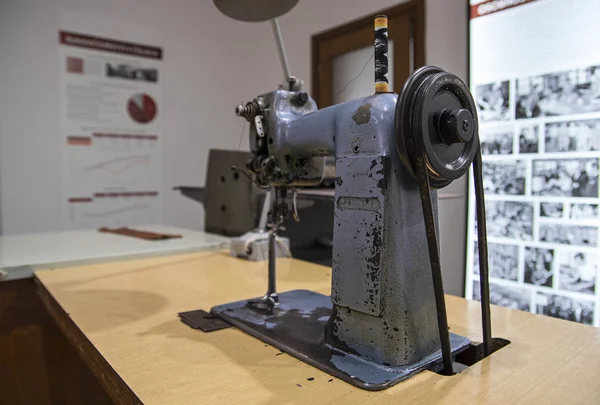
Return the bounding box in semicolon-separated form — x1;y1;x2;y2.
395;66;479;189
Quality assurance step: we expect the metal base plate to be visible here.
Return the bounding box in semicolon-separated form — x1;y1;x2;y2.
211;290;471;391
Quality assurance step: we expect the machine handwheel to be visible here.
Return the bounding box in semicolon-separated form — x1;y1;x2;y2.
396;66;479;188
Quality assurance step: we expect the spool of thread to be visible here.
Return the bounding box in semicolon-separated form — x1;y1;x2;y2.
374;15;389;93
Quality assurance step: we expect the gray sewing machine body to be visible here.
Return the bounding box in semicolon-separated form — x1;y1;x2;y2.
257;90;450;365
212;86;473;388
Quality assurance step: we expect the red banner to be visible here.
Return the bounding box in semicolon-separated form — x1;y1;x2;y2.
60;31;162;60
470;0;538;19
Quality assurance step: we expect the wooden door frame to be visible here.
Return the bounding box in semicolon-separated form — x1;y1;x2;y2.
311;0;425;108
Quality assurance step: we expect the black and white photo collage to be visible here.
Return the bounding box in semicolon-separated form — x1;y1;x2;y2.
468;63;600;327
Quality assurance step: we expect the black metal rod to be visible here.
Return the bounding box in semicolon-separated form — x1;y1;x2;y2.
267;229;276;295
415;155;453;376
473;146;493;357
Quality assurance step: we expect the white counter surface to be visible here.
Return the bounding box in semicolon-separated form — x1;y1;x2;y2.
0;225;229;281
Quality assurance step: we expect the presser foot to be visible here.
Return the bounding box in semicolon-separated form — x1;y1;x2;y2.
246;292;279;315
212;290;472;391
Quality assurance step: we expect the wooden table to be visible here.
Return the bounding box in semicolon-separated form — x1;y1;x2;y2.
35;251;600;404
0;228;229;404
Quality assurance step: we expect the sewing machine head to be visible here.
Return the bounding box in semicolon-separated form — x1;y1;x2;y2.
236;70;478;191
211;2;494;390
235;90;323;188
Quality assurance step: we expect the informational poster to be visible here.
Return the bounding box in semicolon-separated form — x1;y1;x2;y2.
466;0;600;326
59;31;162;229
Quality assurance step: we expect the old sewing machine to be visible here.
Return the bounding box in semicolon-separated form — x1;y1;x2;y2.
205;0;496;391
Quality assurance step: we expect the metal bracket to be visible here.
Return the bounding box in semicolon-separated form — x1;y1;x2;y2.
179;309;232;332
254;115;265;138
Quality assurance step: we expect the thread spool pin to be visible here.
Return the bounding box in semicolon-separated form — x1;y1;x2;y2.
374;15;389;94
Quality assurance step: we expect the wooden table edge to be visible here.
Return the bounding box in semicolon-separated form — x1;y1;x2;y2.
34;274;142;405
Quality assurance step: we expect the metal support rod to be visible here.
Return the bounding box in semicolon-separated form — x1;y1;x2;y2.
271;18;291;82
415;153;453;376
267;229;277;296
473;146;493;356
258;190;272;231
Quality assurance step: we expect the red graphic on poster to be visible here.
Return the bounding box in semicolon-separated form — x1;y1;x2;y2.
127;93;157;124
66;56;84;73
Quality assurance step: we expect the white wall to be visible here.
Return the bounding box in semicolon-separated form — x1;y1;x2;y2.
423;0;469;296
0;0;467;293
332;41;396;103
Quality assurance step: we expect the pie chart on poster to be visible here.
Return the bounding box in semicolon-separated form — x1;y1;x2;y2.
127;93;157;124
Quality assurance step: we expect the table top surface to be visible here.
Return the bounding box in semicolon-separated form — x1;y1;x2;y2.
0;225;228;272
36;251;600;404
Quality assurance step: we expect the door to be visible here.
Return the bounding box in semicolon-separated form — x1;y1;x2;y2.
311;1;425;107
